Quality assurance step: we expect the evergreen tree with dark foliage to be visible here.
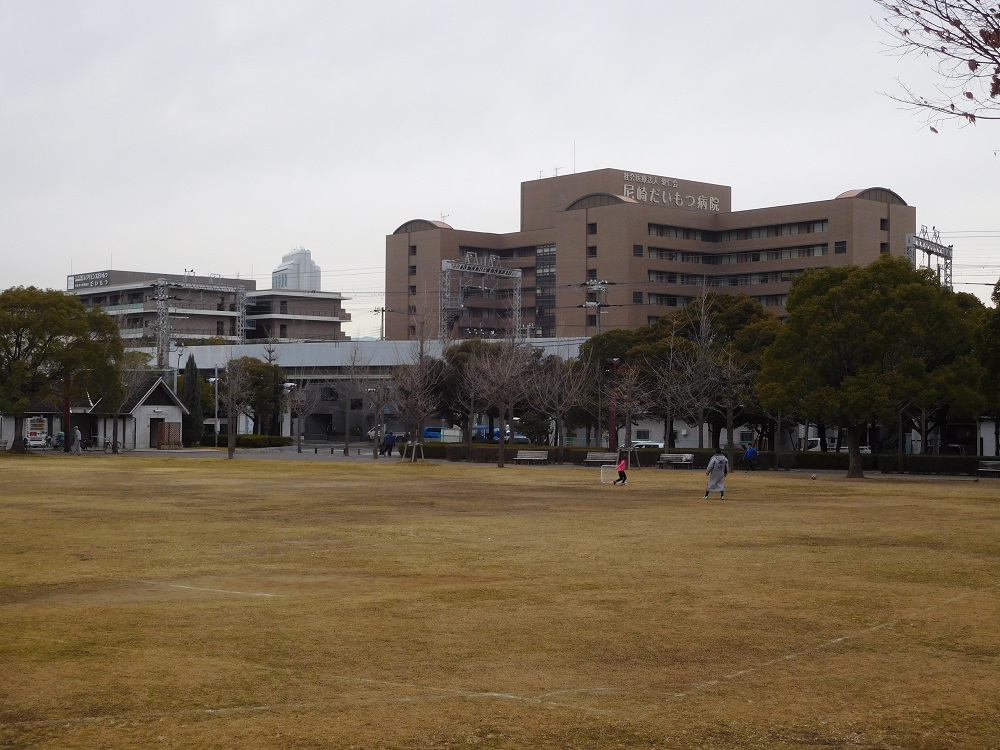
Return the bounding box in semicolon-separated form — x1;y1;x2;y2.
180;354;204;447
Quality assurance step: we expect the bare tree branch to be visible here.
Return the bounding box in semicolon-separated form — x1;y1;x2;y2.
875;0;1000;127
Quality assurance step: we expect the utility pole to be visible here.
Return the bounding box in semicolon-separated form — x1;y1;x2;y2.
372;307;396;340
578;278;613;334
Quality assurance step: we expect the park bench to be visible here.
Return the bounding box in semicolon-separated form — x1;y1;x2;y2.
978;460;1000;478
585;451;619;466
513;450;548;465
657;453;695;469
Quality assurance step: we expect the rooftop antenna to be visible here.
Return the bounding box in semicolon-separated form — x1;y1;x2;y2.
553;166;561;176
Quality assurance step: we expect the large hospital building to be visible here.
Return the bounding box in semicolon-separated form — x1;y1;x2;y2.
385;168;917;340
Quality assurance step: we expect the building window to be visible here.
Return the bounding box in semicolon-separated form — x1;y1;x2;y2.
880;242;890;254
408;265;417;276
586;268;597;280
587;314;597;327
217;321;224;335
633;244;644;257
633;291;643;304
880;219;889;231
409;245;417;255
587;245;597;258
280;301;288;314
408;324;416;337
587;222;597;235
279;324;287;338
636;429;650;440
408;285;416;295
834;241;847;254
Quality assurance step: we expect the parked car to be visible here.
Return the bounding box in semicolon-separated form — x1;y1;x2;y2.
806;437;870;453
471;425;530;443
629;441;664;449
493;427;530;444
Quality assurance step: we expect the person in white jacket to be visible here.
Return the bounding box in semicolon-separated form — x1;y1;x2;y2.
703;447;728;500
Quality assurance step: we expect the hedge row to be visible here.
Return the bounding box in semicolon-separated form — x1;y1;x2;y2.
198;435;294;448
435;445;981;475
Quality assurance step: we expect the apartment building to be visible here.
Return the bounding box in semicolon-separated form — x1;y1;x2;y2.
67;268;351;359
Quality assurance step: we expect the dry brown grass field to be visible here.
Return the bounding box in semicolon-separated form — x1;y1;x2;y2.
0;453;998;749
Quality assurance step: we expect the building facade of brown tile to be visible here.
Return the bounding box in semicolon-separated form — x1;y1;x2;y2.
385;168;916;340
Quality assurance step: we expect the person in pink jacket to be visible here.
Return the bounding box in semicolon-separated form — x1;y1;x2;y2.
613;455;627;485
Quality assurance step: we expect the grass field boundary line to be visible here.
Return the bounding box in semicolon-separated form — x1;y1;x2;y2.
6;684;615;729
135;580;287;598
670;583;998;702
333;674;617;713
5;702;324;729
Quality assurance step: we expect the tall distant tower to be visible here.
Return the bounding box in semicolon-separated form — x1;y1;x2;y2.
272;247;321;291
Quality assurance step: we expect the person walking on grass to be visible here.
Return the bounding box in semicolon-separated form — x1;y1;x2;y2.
743;444;758;472
703;447;728;499
613;454;627;486
72;426;82;455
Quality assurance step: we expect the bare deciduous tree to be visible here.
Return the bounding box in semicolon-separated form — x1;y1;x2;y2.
392;337;443;461
712;343;756;466
676;301;718;450
285;371;336;454
609;362;656;451
468;340;533;468
218;356;258;459
875;0;1000;128
527;354;593;464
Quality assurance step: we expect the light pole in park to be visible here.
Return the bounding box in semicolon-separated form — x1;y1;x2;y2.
282;382;298;451
208;365;220;447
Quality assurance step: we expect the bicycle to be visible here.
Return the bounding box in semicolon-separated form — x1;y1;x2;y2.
103;438;122;453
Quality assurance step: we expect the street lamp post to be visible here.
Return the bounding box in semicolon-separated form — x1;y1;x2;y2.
208;365;219;448
282;382;298;452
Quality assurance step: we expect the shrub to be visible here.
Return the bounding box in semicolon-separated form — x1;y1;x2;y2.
877;453;977;475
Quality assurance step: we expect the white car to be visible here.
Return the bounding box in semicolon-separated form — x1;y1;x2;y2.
629;441;664;449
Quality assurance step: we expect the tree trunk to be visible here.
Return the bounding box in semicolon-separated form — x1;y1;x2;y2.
227;405;237;459
725;403;736;466
897;409;905;474
920;408;929;454
11;416;27;453
846;427;866;479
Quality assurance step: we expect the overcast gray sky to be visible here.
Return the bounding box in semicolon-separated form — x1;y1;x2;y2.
2;0;997;337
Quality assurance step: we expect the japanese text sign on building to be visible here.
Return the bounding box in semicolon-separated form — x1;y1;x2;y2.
67;272;110;290
622;172;721;213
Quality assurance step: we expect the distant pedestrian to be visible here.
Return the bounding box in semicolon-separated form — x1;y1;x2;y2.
381;432;395;456
743;445;759;472
613;455;627;485
72;426;82;455
703;447;728;499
